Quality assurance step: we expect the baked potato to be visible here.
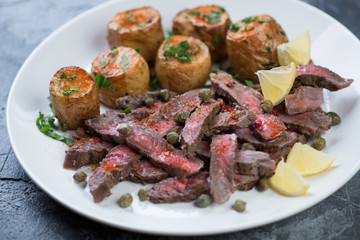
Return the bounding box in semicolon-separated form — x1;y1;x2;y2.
91;46;150;108
155;35;211;93
226;14;288;81
172;5;231;62
106;7;164;62
49;66;100;130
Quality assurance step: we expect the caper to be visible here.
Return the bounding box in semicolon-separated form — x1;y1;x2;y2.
73;171;87;183
255;178;269;191
144;97;155;107
195;194;212;208
241;143;256;151
159;89;170;102
199;88;211;103
312;137;326;151
260;99;273;113
166;131;179;145
138;189;148;202
117;123;133;137
118;193;133;208
327;112;341;126
232;199;246;212
175;111;190;125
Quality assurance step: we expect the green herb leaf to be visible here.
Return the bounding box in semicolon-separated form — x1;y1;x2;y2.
62;87;79;96
58;72;68;79
121;108;130;113
109;46;118;56
280;31;286;36
229;23;241;32
69;75;76;81
149;75;160;92
242;16;271;23
163;40;194;63
266;34;273;40
266;46;272;53
135;48;140;53
137;23;145;27
120;54;129;72
95;73;113;92
244;79;254;87
187;8;224;24
99;58;109;69
214;33;220;46
111;56;117;62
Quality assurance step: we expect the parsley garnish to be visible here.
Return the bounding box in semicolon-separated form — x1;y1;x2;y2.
99;59;109;69
95;73;113;92
109;46;118;56
280;31;286;36
229;23;241;32
121;108;130;113
242;16;271;24
214;33;220;46
135;48;140;53
187;8;224;24
120;54;129;72
244;79;254;87
163;40;194;63
266;34;273;40
149;75;160;92
62;87;79;96
111;56;117;63
266;46;272;53
69;76;76;81
58;72;68;79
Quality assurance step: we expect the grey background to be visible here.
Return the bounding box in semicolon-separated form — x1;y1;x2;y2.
1;0;359;239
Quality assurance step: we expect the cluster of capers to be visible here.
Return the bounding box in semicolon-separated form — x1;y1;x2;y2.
118;189;149;208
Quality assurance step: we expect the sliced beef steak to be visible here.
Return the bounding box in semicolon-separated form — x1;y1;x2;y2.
72;127;92;140
147;172;209;203
195;141;211;160
234;128;306;152
210;134;237;203
180;101;220;156
210;110;255;133
211;72;286;140
233;174;259;191
89;145;140;203
235;150;276;178
120;121;204;178
63;137;115;170
278;109;332;137
269;146;293;162
295;65;354;91
285;86;323;115
141;89;202;136
126;159;169;184
129;102;166;120
115;91;178;110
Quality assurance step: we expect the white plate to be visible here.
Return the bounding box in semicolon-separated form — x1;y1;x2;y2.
6;0;360;236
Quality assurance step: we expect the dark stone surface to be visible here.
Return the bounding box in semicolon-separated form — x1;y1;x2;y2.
1;0;359;239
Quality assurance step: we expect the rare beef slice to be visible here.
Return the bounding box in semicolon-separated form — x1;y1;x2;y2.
126;159;169;184
285;86;323;115
209;109;255;133
235;150;276;178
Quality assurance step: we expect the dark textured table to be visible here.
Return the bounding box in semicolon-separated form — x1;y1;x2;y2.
1;0;359;239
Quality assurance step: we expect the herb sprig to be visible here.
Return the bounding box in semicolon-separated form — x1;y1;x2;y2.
120;54;129;72
241;16;271;23
95;73;113;92
163;40;194;63
186;7;225;24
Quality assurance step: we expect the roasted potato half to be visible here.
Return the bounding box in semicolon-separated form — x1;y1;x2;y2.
49;66;100;130
155;35;211;93
172;5;231;62
107;7;164;62
91;46;150;108
226;14;288;81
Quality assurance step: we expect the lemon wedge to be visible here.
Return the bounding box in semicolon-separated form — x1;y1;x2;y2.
277;30;311;66
269;159;310;197
256;62;296;105
286;143;336;177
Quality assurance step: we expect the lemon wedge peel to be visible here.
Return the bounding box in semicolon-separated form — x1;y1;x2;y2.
269;159;310;197
286;143;336;177
256;62;296;106
277;29;311;66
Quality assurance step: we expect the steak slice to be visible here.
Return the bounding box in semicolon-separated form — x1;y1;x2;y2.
63;137;115;170
233;174;259;191
269;146;293;162
121;121;204;179
72;127;92;140
115;91;178;110
88;145;140;203
85;110;131;144
129;102;166;120
285;86;323;115
295;65;354;91
211;71;286;140
126;159;169;184
140;89;202;136
278;109;332;137
234;128;306;152
210;110;255;133
235;150;276;178
146;172;209;203
195;141;211;160
180;101;220;156
210;134;237;203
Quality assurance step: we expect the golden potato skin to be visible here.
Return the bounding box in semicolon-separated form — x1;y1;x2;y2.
49;66;100;131
172;5;231;62
226;14;288;81
107;7;164;62
155;35;211;93
92;46;150;108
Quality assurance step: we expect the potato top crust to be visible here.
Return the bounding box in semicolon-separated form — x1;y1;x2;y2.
176;5;229;26
92;47;142;78
158;35;209;64
108;7;160;33
50;66;95;97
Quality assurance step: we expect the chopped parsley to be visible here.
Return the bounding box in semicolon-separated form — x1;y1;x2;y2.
99;59;109;69
229;23;241;32
95;73;112;92
69;76;76;81
280;31;286;36
266;46;272;53
125;12;145;27
111;56;117;63
62;87;79;96
187;7;225;24
163;40;194;63
135;48;140;53
120;54;129;72
214;33;221;46
58;72;68;79
266;34;273;40
108;46;118;56
244;79;254;87
241;16;271;24
149;75;160;92
121;108;130;113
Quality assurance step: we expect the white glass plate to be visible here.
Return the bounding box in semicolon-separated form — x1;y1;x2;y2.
6;0;360;236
